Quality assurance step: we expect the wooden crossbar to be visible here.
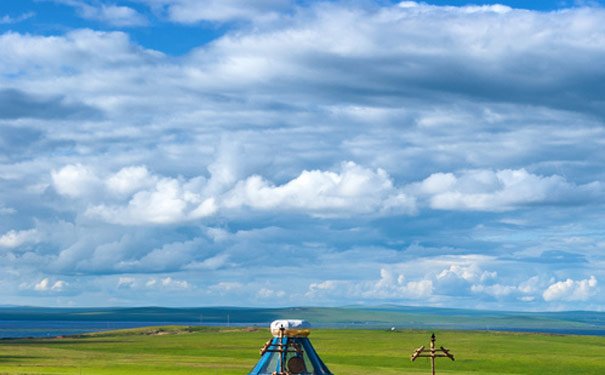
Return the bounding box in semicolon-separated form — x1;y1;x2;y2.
410;334;454;375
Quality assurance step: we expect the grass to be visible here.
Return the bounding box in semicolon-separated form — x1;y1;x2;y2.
0;326;604;375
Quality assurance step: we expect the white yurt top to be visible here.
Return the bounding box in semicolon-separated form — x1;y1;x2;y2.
270;319;311;337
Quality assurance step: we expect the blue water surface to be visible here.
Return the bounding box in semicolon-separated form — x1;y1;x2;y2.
1;320;604;339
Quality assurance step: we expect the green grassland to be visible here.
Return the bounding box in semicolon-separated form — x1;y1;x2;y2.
1;326;604;375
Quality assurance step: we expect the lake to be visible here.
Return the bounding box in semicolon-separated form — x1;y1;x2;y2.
1;320;604;338
0;320;229;338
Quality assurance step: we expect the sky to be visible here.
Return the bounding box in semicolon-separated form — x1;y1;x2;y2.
1;0;605;312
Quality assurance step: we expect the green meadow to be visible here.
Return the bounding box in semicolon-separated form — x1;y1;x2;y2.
0;326;604;375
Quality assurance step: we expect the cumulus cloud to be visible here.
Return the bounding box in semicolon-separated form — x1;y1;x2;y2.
91;184;216;224
117;277;135;288
144;277;190;289
3;1;605;310
33;278;67;292
51;165;214;224
437;264;483;282
52;161;415;224
52;164;101;198
88;178;202;224
412;169;602;211
306;269;433;301
224;162;416;217
434;262;500;296
105;166;156;196
0;229;38;248
543;276;598;302
160;277;190;288
257;287;286;299
364;269;433;299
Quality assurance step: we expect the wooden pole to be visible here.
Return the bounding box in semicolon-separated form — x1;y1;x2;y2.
430;333;435;375
410;333;454;375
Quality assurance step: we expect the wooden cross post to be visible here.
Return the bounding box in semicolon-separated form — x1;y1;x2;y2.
410;333;454;375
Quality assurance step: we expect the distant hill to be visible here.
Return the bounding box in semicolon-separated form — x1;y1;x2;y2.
1;305;604;335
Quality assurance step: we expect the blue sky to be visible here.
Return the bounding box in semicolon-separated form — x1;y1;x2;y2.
1;0;605;311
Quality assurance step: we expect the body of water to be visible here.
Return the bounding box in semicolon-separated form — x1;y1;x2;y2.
0;320;258;338
1;320;604;338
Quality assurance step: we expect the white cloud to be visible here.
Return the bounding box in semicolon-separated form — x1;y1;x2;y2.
34;278;49;291
142;0;292;23
398;1;419;9
518;276;540;294
185;253;229;270
413;169;602;211
33;278;67;291
306;269;433;301
307;280;338;294
0;229;38;248
434;262;497;296
190;198;218;219
50;164;215;225
106;166;156;196
461;5;512;14
52;164;100;198
51;280;67;291
399;1;511;14
144;277;190;289
437;264;479;282
0;12;34;24
91;178;189;224
161;277;190;289
61;161;416;224
117;277;135;288
57;0;147;26
543;276;598;302
3;2;605;310
95;186;212;224
257;287;285;298
224;162;416;217
0;28;160;76
0;204;16;215
436;263;497;283
89;5;148;26
419;173;457;195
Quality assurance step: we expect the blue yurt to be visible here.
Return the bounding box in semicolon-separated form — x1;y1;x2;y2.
248;320;333;375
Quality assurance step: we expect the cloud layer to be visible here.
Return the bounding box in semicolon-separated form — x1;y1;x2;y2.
1;1;605;310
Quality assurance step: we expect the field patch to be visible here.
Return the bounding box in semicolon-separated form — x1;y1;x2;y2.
0;326;604;375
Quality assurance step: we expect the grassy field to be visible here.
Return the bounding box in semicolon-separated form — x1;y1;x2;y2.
1;326;604;375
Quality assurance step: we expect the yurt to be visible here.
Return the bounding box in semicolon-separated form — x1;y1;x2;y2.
248;320;333;375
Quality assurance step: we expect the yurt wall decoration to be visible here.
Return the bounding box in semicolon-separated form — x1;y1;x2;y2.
248;320;332;375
